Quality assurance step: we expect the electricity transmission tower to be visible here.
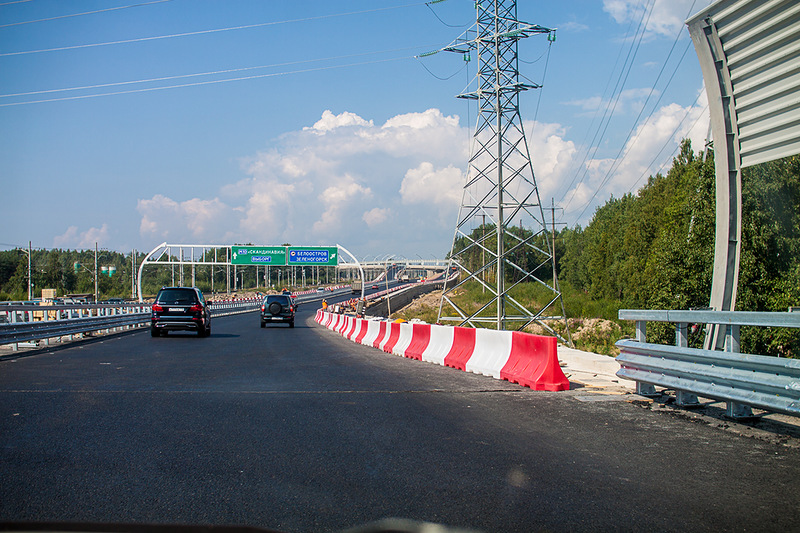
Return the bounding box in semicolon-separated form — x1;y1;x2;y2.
437;0;571;344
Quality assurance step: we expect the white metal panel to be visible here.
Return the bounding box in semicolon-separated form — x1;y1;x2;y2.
689;0;800;168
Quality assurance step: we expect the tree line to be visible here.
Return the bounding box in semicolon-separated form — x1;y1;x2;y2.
0;247;332;301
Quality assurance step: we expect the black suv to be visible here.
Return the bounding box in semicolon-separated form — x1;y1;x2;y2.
260;294;296;328
151;287;211;337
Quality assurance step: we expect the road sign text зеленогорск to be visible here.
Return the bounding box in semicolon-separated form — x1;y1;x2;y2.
231;246;287;265
287;247;338;266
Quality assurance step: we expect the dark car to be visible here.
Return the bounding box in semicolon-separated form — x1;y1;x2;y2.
261;294;296;328
151;286;211;337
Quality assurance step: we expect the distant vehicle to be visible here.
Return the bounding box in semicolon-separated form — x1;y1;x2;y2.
316;287;325;293
106;298;125;304
150;287;211;337
351;280;363;294
372;285;379;290
261;294;296;328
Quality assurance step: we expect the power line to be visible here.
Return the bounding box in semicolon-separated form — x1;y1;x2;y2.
568;0;700;211
425;0;468;28
0;55;412;107
1;45;434;99
0;2;431;57
562;0;701;224
0;0;173;28
624;99;709;195
571;93;707;223
559;0;655;212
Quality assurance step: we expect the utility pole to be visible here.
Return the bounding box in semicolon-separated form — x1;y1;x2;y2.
544;199;573;347
437;1;570;341
27;241;32;301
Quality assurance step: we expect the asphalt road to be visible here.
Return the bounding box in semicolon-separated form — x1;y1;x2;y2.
1;303;799;532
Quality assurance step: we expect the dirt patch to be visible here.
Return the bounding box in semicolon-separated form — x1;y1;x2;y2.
398;290;442;315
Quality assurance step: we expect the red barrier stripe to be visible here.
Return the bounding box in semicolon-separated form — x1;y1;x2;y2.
354;319;369;344
501;332;568;391
443;326;476;370
404;324;431;360
337;316;351;336
372;321;388;349
345;317;359;340
382;322;403;354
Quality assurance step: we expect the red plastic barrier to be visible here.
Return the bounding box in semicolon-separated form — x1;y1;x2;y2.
338;316;353;336
354;319;369;344
404;324;431;360
443;326;476;370
372;321;388;349
500;331;568;391
382;322;403;354
345;317;360;340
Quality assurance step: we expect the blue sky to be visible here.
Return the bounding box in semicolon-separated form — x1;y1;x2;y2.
0;0;713;258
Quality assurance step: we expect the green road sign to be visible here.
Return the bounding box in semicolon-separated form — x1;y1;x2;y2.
287;246;338;266
231;246;287;265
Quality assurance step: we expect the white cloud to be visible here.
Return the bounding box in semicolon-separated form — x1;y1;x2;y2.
603;0;714;38
137;194;234;242
136;109;471;256
362;207;390;227
313;175;372;235
400;162;463;208
560;91;709;223
306;109;373;132
564;88;658;116
54;224;111;249
133;101;712;252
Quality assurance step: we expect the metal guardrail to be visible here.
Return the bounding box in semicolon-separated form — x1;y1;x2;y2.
0;299;263;351
616;309;800;418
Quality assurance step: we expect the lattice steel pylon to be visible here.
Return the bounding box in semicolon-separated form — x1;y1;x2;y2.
437;0;571;344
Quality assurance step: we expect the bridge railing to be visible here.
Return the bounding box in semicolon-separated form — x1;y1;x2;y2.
616;309;800;418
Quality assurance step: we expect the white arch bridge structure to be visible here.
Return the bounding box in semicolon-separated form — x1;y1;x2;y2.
135;242;448;302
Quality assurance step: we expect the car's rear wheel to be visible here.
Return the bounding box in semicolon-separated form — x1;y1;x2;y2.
289;320;295;328
260;320;266;328
150;327;159;337
268;302;282;315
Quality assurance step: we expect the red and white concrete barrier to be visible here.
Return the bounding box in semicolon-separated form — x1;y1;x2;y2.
314;311;569;391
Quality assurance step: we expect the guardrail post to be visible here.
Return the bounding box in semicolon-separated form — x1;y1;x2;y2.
42;307;50;347
675;322;700;407
723;323;752;418
11;308;18;352
634;320;658;397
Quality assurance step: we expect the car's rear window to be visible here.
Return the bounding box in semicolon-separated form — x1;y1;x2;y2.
157;289;198;305
266;295;290;305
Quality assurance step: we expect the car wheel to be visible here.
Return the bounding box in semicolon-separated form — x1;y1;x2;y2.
150;327;159;337
268;302;282;315
260;321;266;328
289;320;295;328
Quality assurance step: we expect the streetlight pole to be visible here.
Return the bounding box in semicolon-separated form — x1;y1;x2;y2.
27;242;32;300
94;243;99;304
384;255;394;318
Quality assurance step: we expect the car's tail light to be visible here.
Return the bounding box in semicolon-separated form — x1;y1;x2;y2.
188;304;203;313
261;305;265;312
152;304;164;312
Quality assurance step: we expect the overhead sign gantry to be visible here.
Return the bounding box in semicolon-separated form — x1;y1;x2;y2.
136;242;361;302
